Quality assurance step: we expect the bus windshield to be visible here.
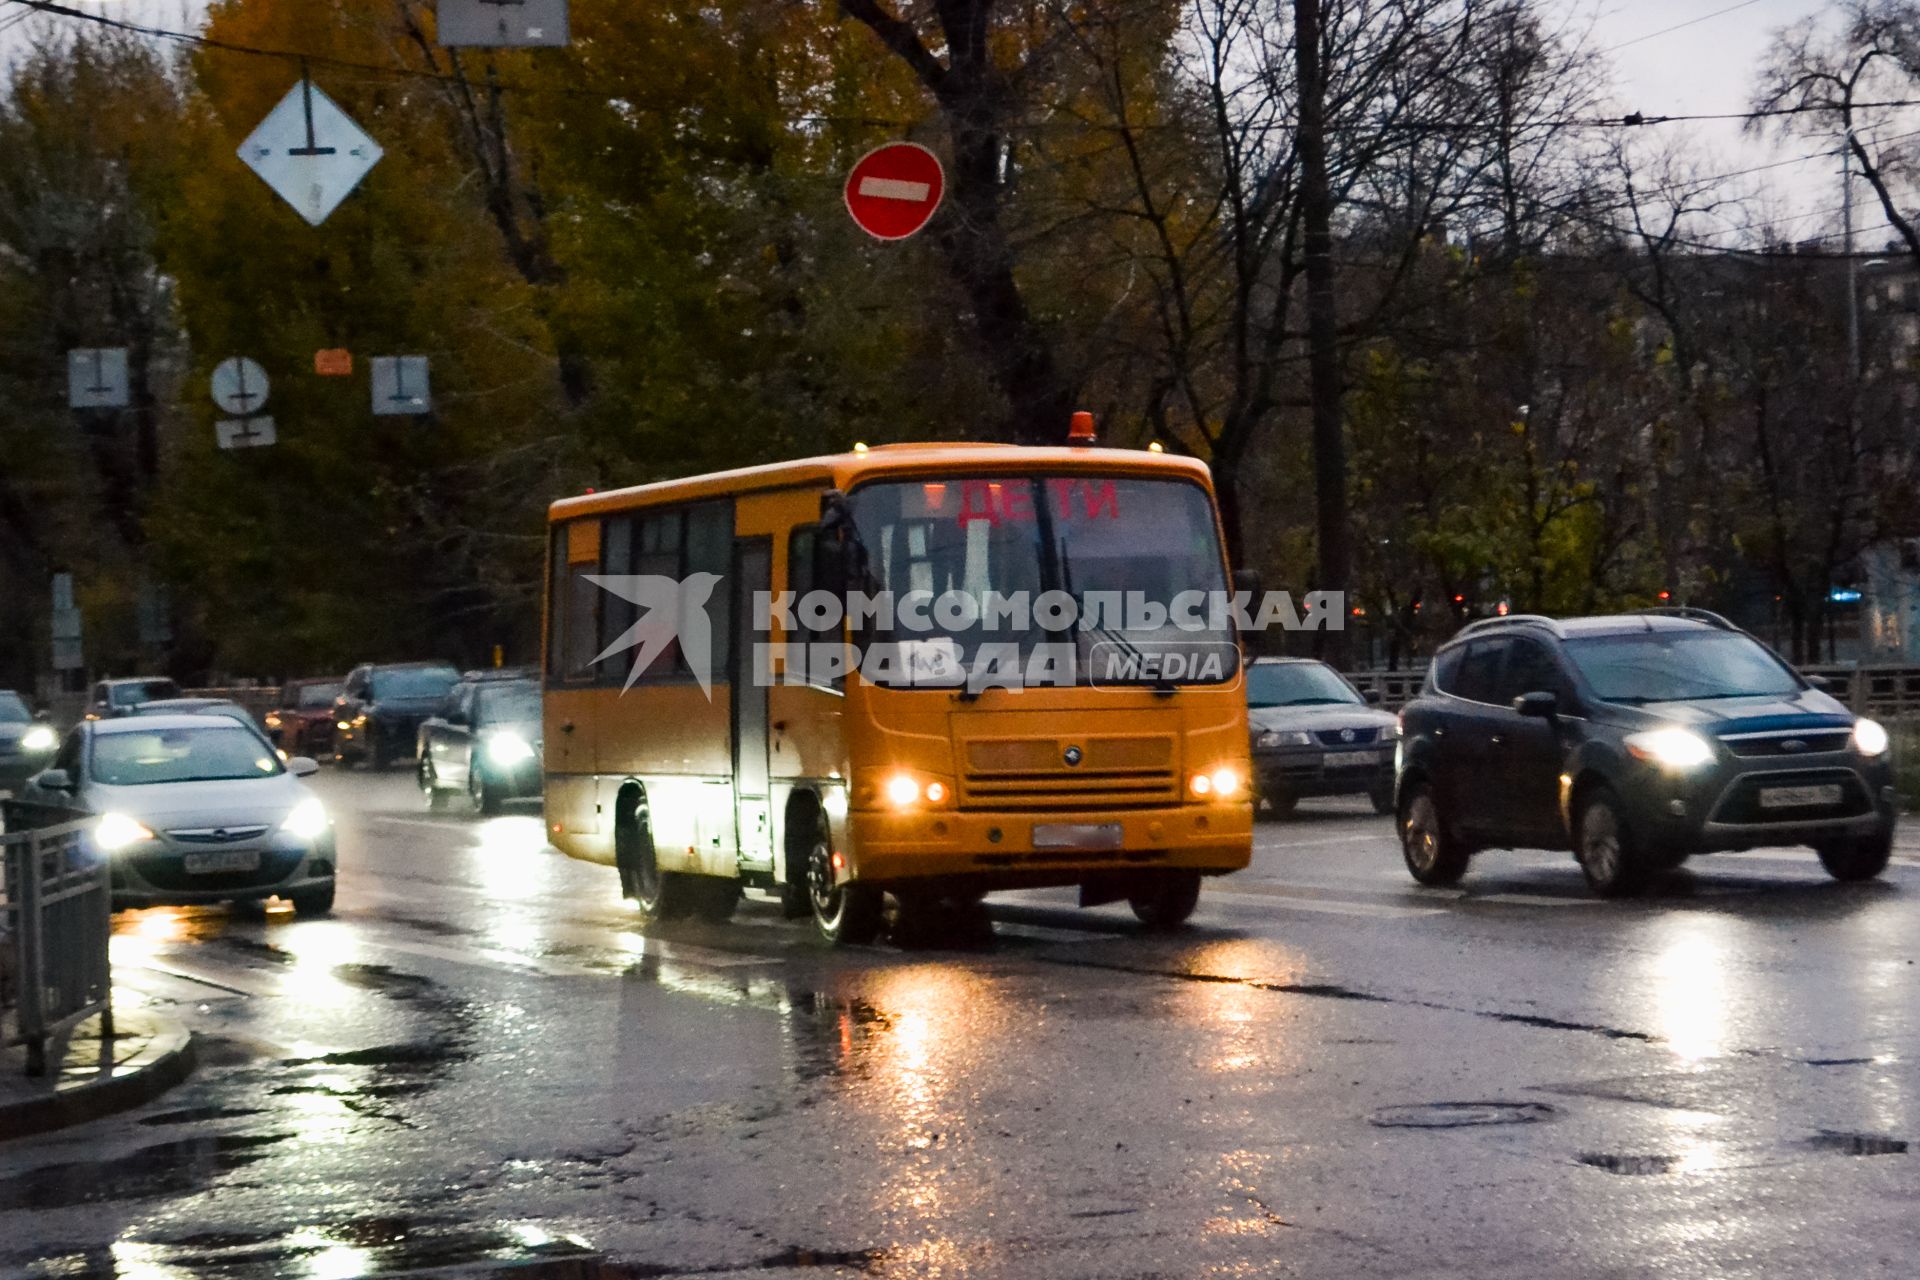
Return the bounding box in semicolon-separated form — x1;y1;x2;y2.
847;475;1234;687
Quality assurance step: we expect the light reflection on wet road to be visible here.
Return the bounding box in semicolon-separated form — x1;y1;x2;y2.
3;770;1918;1278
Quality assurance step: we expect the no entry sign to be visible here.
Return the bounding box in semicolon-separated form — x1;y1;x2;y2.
844;142;945;241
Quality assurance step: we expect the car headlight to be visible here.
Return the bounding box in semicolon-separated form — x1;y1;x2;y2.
1852;718;1890;756
1381;722;1402;741
95;812;156;853
20;725;56;753
1255;730;1312;749
1624;726;1715;769
486;732;537;765
281;797;331;841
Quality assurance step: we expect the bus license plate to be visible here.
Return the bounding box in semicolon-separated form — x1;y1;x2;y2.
183;850;261;875
1032;822;1125;850
1324;751;1380;768
1758;784;1842;810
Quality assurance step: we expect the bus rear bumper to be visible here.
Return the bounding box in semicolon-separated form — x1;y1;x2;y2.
846;804;1253;884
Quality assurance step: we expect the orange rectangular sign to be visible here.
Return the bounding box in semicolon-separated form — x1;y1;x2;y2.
315;348;353;376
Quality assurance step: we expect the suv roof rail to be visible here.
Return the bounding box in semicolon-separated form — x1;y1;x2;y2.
1627;607;1735;631
1455;614;1563;639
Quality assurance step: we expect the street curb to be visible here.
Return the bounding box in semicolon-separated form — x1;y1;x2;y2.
0;1010;196;1143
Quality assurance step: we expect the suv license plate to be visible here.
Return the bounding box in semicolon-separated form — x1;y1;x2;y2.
183;850;262;875
1032;822;1125;850
1324;750;1380;768
1758;784;1843;810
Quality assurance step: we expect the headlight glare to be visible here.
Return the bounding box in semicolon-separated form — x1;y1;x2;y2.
1625;726;1715;769
884;774;922;808
486;732;537;765
94;812;155;853
281;797;331;841
1208;767;1242;798
1852;718;1890;756
20;725;56;753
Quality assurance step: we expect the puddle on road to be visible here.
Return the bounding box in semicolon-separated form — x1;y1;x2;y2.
21;1218;888;1279
1808;1131;1909;1156
1577;1153;1682;1176
1369;1102;1559;1129
0;1133;291;1211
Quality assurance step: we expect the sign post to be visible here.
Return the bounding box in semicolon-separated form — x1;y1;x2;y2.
238;75;384;227
843;142;946;241
437;0;570;47
67;348;129;410
211;357;276;451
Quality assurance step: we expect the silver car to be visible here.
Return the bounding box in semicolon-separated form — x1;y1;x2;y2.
1247;657;1401;817
17;715;337;914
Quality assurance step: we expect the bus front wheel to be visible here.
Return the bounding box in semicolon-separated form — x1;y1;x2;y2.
618;807;694;923
1129;871;1202;929
807;835;882;946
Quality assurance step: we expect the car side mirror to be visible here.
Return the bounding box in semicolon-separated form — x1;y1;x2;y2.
1363;689;1383;705
1513;691;1558;718
1806;674;1834;692
446;711;469;726
287;757;320;778
33;707;50;722
37;768;74;792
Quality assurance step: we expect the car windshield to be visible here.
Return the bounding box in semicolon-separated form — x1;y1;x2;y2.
477;684;540;725
90;725;284;785
1563;631;1802;703
296;682;342;709
110;679;181;707
370;668;457;700
847;475;1234;687
1247;663;1362;708
0;692;28;723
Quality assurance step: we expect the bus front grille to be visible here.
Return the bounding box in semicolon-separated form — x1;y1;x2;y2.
960;735;1178;810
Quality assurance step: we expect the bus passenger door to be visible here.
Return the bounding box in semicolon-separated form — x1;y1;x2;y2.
731;539;775;874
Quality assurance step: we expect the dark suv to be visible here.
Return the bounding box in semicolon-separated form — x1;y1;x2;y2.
1396;611;1899;896
332;662;460;769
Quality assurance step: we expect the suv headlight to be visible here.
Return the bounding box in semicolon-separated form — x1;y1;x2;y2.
1256;730;1312;749
95;812;156;853
20;725;56;753
486;732;537;765
1852;718;1890;756
281;797;331;841
1625;727;1715;769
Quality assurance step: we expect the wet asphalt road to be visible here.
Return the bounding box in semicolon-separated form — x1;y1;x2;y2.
5;772;1920;1279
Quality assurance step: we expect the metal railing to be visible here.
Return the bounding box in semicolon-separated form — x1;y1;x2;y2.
1;806;109;1077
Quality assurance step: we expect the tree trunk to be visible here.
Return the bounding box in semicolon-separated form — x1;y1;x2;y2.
1295;0;1349;665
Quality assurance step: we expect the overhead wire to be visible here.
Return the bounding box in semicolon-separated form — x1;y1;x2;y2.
8;0;1920;137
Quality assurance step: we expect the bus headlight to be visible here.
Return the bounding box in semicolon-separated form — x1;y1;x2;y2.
885;774;922;808
486;732;537;765
1852;718;1890;756
95;812;156;853
281;797;331;842
880;773;950;809
1190;767;1243;800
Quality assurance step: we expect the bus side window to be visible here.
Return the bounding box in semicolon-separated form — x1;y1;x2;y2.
684;502;733;680
549;519;603;683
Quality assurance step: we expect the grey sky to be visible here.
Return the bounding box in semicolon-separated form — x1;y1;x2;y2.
0;0;1876;241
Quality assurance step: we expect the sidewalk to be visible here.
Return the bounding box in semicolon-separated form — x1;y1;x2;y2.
0;998;195;1142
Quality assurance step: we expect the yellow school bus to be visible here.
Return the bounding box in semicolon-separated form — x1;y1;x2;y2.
543;441;1252;943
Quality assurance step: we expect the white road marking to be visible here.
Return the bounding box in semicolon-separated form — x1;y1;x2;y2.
857;176;931;201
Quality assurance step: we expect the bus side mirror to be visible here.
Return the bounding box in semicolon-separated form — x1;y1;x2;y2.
815;490;860;596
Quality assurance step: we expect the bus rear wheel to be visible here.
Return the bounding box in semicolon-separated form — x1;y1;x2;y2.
807;836;882;946
1129;871;1202;929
